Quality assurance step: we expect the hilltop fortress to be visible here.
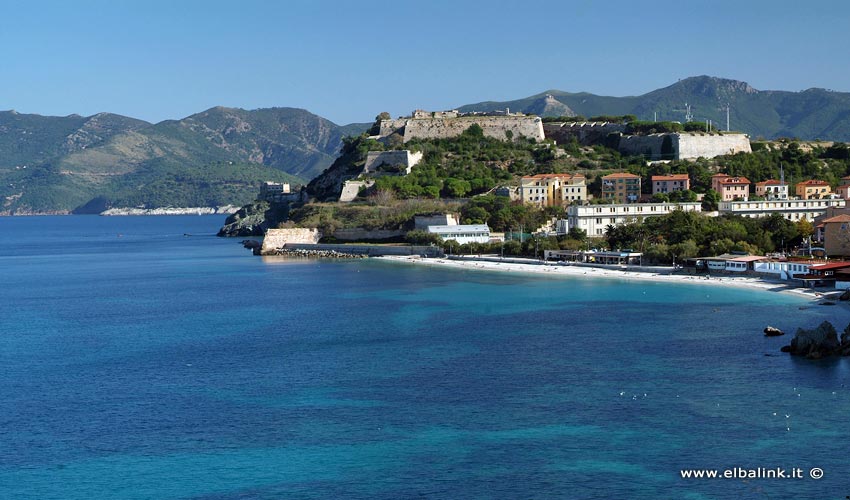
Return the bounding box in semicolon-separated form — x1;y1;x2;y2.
378;109;545;143
544;122;751;160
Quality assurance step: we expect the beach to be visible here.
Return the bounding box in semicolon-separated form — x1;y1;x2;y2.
377;255;837;301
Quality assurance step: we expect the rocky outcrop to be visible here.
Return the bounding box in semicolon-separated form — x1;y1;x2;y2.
101;206;238;216
781;321;850;359
217;201;290;237
764;326;784;337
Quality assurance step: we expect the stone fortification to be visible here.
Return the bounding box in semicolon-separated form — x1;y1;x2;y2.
617;133;751;160
338;180;374;202
331;228;405;241
543;122;626;145
363;150;423;174
379;112;544;143
260;228;321;255
675;133;751;159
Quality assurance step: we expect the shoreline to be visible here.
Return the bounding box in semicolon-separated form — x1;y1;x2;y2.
376;255;838;302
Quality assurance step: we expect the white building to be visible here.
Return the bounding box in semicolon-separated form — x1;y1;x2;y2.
561;202;702;237
427;224;491;244
718;199;845;221
753;260;817;281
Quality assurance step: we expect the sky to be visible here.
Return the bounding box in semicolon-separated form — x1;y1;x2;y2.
1;0;849;125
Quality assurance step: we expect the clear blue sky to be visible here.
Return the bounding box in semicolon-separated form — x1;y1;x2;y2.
1;0;848;125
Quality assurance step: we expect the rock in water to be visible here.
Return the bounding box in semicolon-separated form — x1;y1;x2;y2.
840;289;850;301
784;321;840;359
764;326;784;337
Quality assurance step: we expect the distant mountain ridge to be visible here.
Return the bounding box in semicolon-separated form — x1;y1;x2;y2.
458;76;850;141
0;107;369;214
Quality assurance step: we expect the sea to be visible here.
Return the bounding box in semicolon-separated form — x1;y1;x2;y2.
1;215;849;500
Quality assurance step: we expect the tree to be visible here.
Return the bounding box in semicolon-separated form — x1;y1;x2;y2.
796;218;814;242
701;189;721;211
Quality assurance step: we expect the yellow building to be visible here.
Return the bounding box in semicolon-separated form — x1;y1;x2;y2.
520;173;586;207
796;179;832;200
601;173;641;204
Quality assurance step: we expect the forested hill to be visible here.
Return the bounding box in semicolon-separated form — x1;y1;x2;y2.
0;107;369;214
458;76;850;142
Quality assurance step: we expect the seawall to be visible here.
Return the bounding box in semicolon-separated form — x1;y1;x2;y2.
274;243;443;257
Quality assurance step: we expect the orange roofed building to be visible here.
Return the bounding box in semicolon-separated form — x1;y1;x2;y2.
602;173;641;204
651;174;690;195
711;174;750;201
796;179;832;200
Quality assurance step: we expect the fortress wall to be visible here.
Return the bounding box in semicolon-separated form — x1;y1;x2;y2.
402;116;544;142
675;133;751;159
332;228;405;240
261;228;321;255
379;118;407;137
617;134;666;159
339;180;370;202
363;150;423;173
543;122;626;145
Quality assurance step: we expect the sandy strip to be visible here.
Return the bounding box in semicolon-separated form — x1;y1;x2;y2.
375;255;835;301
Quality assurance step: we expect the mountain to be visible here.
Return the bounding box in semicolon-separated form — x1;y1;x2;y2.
459;76;850;141
0;107;369;214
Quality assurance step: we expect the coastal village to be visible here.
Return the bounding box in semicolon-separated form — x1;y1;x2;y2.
240;108;850;294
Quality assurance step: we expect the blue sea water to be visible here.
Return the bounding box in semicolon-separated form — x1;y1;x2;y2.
1;216;849;500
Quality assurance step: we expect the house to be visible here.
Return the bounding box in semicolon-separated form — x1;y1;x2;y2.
754;179;789;200
821;214;850;257
651;174;690;195
795;179;832;200
601;173;641;204
520;173;586;207
427;224;491;245
711;174;750;201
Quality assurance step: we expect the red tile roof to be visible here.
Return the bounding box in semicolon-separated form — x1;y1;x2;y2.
603;173;641;179
651;174;689;181
797;179;830;186
822;214;850;224
717;176;750;185
755;179;784;186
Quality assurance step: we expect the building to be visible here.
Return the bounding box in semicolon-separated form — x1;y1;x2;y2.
543;249;642;266
718;199;845;221
601;173;641;204
755;180;789;200
414;213;459;230
427;224;491;245
651;174;690;195
822;214;850;257
753;260;819;281
563;202;702;237
835;176;850;200
711;174;750;201
520;173;586;207
795;179;832;200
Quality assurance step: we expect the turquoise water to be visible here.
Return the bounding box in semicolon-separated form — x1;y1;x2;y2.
1;216;849;499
